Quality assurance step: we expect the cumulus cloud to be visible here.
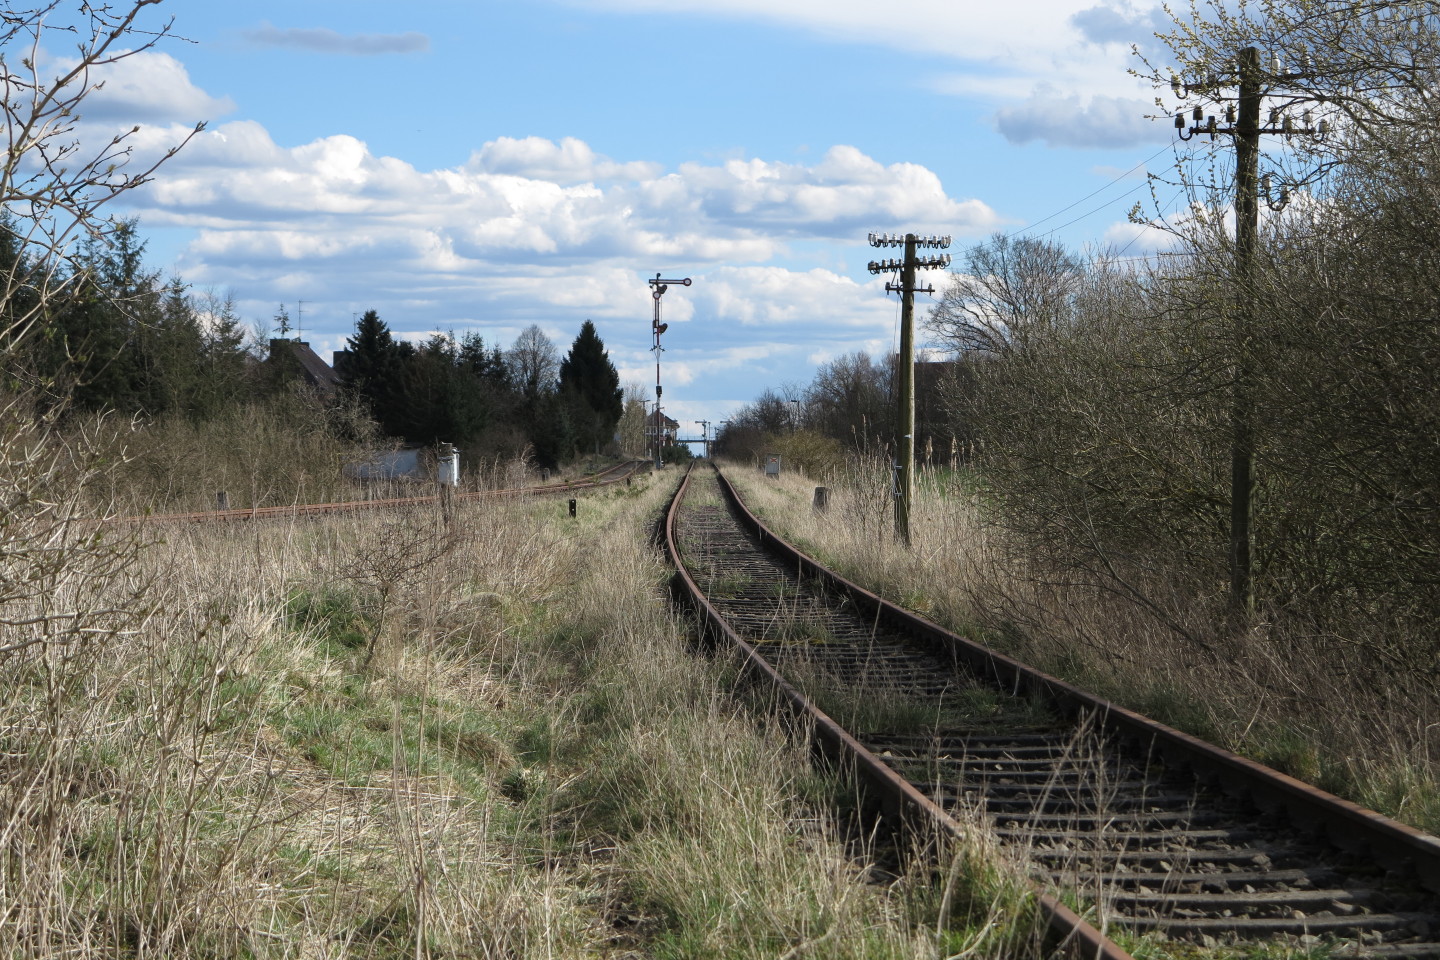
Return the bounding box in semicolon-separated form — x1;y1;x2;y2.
130;131;997;272
1100;218;1174;253
618;344;782;390
243;22;430;55
570;0;1173;151
668;146;999;237
114;104;999;417
50;50;233;124
573;1;1168;97
606;265;905;412
566;1;1094;64
472;137;662;184
692;265;886;329
994;87;1166;148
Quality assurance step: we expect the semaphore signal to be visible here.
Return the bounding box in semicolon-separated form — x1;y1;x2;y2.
648;273;691;469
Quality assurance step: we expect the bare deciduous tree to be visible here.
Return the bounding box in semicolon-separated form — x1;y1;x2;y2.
0;5;214;952
506;324;560;398
803;351;891;445
1;2;203;347
927;234;1083;356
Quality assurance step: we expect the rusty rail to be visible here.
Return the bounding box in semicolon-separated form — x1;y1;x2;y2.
706;464;1440;897
662;462;1131;960
110;459;648;525
664;461;1440;958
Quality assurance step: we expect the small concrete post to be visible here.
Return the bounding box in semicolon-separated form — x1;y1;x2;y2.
541;468;551;482
813;486;829;513
439;482;455;529
215;491;229;511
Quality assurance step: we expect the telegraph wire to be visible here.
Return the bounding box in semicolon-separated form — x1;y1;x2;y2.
1111;186;1189;258
1003;139;1178;241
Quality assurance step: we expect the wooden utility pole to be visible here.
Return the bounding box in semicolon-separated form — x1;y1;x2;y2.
868;232;950;546
896;236;918;544
1230;46;1261;618
1173;46;1326;617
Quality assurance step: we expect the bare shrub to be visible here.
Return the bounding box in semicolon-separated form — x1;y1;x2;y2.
93;387;385;514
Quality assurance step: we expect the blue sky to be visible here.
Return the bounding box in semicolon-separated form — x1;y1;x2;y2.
71;0;1188;439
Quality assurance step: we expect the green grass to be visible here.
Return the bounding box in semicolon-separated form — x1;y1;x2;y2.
285;585;370;652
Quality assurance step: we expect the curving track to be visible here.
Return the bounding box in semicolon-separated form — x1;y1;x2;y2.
664;462;1440;959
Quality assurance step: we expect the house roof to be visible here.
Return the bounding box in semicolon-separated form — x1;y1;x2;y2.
270;339;341;393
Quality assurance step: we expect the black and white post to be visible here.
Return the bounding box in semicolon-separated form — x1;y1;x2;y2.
648;273;691;470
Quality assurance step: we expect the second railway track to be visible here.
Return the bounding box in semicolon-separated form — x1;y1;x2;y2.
666;461;1440;959
117;458;648;525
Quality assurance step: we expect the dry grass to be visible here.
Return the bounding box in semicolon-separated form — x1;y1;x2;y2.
0;417;1050;959
725;457;1440;839
84;396;600;517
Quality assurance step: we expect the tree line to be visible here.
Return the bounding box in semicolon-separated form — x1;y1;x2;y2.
337;310;622;467
713;351;962;474
9;218;625;470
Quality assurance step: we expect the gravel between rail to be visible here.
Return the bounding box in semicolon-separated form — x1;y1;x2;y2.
669;462;1440;959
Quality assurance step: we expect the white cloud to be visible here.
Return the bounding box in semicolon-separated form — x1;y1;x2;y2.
1100;218;1169;252
50;50;234;124
472;137;662;184
1069;1;1171;56
617;342;795;393
1099;208;1190;255
129;130;997;276
114;121;999;417
609;266;903;400
567;0;1172;148
693;265;884;329
663;398;747;431
564;1;1094;62
671;146;1000;237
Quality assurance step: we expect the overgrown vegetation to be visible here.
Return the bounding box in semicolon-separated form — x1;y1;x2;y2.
6;0;1439;955
8;7;1001;957
727;460;1440;838
2;454;1059;957
715;0;1440;840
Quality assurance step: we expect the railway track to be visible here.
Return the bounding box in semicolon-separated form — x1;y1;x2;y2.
115;458;647;525
664;461;1440;959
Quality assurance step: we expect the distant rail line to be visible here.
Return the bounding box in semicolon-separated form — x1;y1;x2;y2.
116;459;647;525
664;461;1440;959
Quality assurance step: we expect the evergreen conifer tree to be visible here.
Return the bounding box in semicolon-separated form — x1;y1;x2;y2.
340;310;404;434
558;320;623;454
